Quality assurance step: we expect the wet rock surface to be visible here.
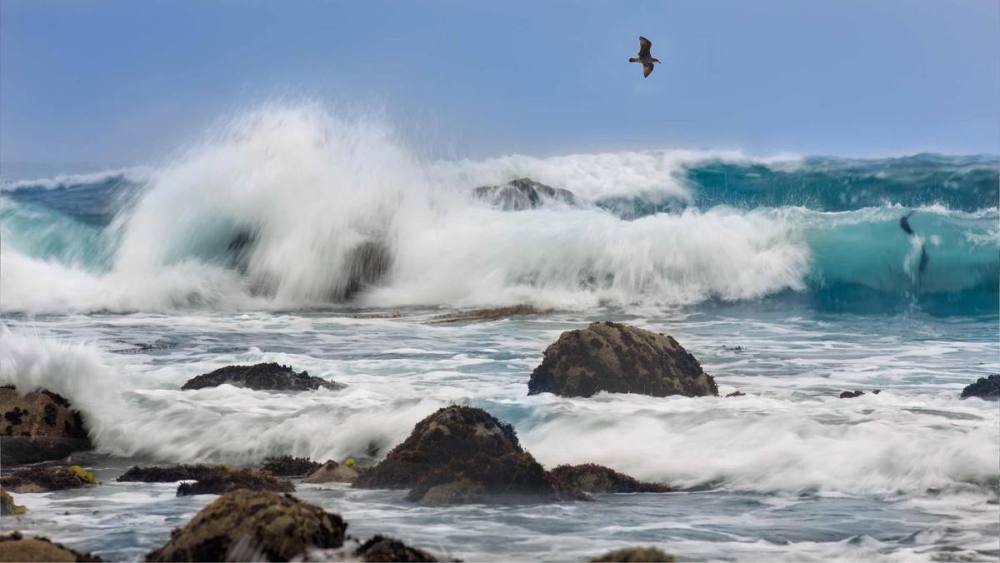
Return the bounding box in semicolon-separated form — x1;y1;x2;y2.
117;464;225;483
354;535;441;562
1;465;97;494
180;363;343;392
354;406;569;504
528;321;718;398
146;490;345;562
590;546;675;562
304;460;360;484
0;489;26;516
261;456;322;477
472;178;576;211
0;386;92;466
428;305;546;324
0;532;102;562
547;464;671;494
174;468;294;497
961;374;1000;400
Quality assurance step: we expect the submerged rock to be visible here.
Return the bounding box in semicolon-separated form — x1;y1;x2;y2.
1;465;98;493
261;456;322;477
528;322;718;398
180;363;343;392
175;468;294;497
429;305;546;324
1;489;26;516
354;406;568;505
839;389;880;399
547;464;671;494
590;546;675;562
961;374;1000;400
0;532;101;562
0;386;92;466
146;490;345;562
473;178;576;211
304;460;360;484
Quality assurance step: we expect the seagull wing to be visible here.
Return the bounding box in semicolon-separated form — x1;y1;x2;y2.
643;62;654;77
639;36;652;58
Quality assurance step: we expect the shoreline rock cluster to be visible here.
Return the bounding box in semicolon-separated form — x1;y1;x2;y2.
2;317;994;562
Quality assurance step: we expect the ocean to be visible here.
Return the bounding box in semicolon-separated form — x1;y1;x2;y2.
1;105;998;561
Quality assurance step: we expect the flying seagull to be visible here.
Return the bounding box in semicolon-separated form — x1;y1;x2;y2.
629;36;660;78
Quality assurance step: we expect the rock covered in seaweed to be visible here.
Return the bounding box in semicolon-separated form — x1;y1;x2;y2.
180;363;343;392
145;490;345;562
0;489;26;516
528;321;718;398
0;465;97;493
547;464;671;494
961;374;1000;400
175;468;294;497
117;464;225;483
0;532;102;562
353;406;570;505
353;535;441;562
260;456;322;477
0;385;92;466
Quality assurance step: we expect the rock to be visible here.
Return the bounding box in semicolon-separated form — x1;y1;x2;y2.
354;535;441;562
175;468;294;497
547;464;671;494
117;464;226;483
528;322;718;398
473;178;576;211
0;532;101;562
1;465;98;493
354;406;568;504
590;547;675;562
0;386;92;466
340;240;393;301
725;391;746;397
146;490;345;562
304;460;359;484
429;305;546;324
839;390;864;398
180;363;343;392
261;456;322;477
1;489;26;516
961;375;1000;400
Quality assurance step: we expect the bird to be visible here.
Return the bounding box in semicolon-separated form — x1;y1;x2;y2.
629;36;660;77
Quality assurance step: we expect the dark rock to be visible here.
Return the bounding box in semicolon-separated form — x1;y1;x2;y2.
839;390;865;399
473;178;576;211
429;305;546;324
961;374;1000;400
180;363;343;392
1;465;98;493
590;547;675;562
1;489;26;516
0;386;92;466
0;532;101;562
547;464;671;494
725;391;746;397
175;468;294;497
117;464;226;483
355;535;440;562
528;321;718;398
261;456;322;477
304;460;360;484
354;406;569;505
340;240;393;301
145;490;345;562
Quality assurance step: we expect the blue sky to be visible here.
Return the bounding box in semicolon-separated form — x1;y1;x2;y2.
2;0;998;174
